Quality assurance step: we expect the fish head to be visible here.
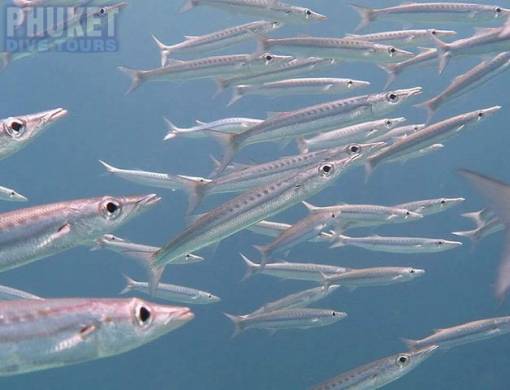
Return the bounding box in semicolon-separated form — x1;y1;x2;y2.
200;291;221;303
342;142;386;164
255;20;284;33
172;253;205;265
433;239;463;250
383;345;438;380
428;29;457;38
405;267;426;280
382;45;415;62
0;108;67;158
325;310;347;323
493;6;510;19
252;52;294;67
90;2;128;18
399;209;423;221
370;87;422;115
94;233;128;249
382;117;407;129
345;79;371;89
437;197;465;211
471;106;501;123
284;6;327;23
0;187;28;202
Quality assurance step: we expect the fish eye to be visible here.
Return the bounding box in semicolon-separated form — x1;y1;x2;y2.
406;211;411;216
9;192;15;198
431;30;437;35
347;80;353;88
440;199;446;205
348;144;360;154
272;21;280;27
385;120;392;127
135;304;152;327
386;93;399;103
331;213;336;218
208;294;213;299
101;199;122;220
388;47;397;55
319;163;334;177
6;120;25;137
397;354;410;366
410;269;415;274
437;241;444;245
305;9;312;16
265;54;273;61
496;7;502;13
478;112;484;118
331;311;336;316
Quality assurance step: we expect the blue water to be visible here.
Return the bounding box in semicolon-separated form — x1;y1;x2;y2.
1;0;510;388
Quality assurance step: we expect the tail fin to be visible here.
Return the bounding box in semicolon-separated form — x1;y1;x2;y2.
240;253;259;281
428;33;451;74
227;85;248;107
152;34;172;67
120;274;137;295
350;4;375;32
224;313;244;338
377;64;398;89
0;52;11;72
176;175;210;214
461;209;492;227
255;34;270;55
452;228;482;243
296;137;309;154
401;337;420;351
415;98;439;123
163;117;186;141
118;66;144;94
253;244;270;266
329;235;346;249
207;132;240;177
213;78;229;98
179;0;198;12
98;160;120;174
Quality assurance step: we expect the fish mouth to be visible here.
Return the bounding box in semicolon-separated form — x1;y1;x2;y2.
401;87;423;97
416;344;439;357
12;192;28;202
412;269;426;276
480;105;502;117
106;2;128;11
136;193;162;207
396;48;415;57
48;108;68;121
175;307;195;323
313;13;328;21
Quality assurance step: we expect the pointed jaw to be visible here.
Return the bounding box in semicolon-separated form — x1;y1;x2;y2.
162;306;195;330
478;105;502;120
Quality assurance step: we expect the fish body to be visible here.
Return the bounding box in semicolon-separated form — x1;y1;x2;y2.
322;267;425;289
370;124;426;143
0;186;28;202
345;29;457;47
396;197;465;216
0;298;193;376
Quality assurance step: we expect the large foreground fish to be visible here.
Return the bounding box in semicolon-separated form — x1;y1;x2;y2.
0;298;193;376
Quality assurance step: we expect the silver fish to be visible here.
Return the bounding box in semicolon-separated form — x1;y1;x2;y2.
248;220;334;242
331;234;462;253
228;77;370;106
118;52;293;94
379;48;438;88
310;345;438;390
298;117;406;153
258;35;414;63
163;117;263;141
241;254;347;282
369;123;426;143
179;0;327;24
396;197;465;216
152;157;358;281
0;194;160;273
403;316;510;351
352;2;510;31
345;29;457;47
251;285;340;315
366;106;501;174
153;20;282;66
0;298;193;376
121;275;220;305
418;51;510;119
321;267;425;289
225;308;346;336
0;108;67;160
0;284;42;301
0;185;28;202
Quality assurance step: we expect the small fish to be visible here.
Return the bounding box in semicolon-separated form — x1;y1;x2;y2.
457;170;510;299
0;298;193;376
352;3;510;31
396;197;465;216
163;117;263;141
0;185;28;202
331;234;462;253
0;284;42;301
345;29;457;47
229;77;370;106
417;51;510;120
180;0;327;24
121;275;220;305
366;106;501;174
225;308;346;336
251;285;340;314
0;108;67;160
153;20;282;66
403;315;510;351
321;267;425;289
240;254;347;282
258;35;414;63
310;345;438;390
298;117;406;153
370;124;426;143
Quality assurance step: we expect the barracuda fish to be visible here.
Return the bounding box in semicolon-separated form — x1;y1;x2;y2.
331;234;462;253
396;197;465;216
418;52;510;120
118;53;293;94
152;157;358;282
345;29;457;47
453;209;503;242
251;285;340;315
321;267;425;289
0;284;42;300
152;20;282;66
0;185;28;202
370;124;426;143
217;57;336;91
179;0;327;24
2;3;127;70
253;202;422;259
225;308;346;336
0;298;193;376
121;275;220;305
310;346;438;390
241;254;347;282
258;36;414;63
403;316;510;351
214;87;422;174
228;77;370;106
297;117;406;153
431;25;510;73
100;143;376;213
0;194;160;273
0;108;67;160
163;117;263;141
379;48;438;88
385;143;444;164
366;106;501;174
458;170;510;299
352;2;510;31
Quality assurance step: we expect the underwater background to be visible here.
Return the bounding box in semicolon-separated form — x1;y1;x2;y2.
1;0;510;388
